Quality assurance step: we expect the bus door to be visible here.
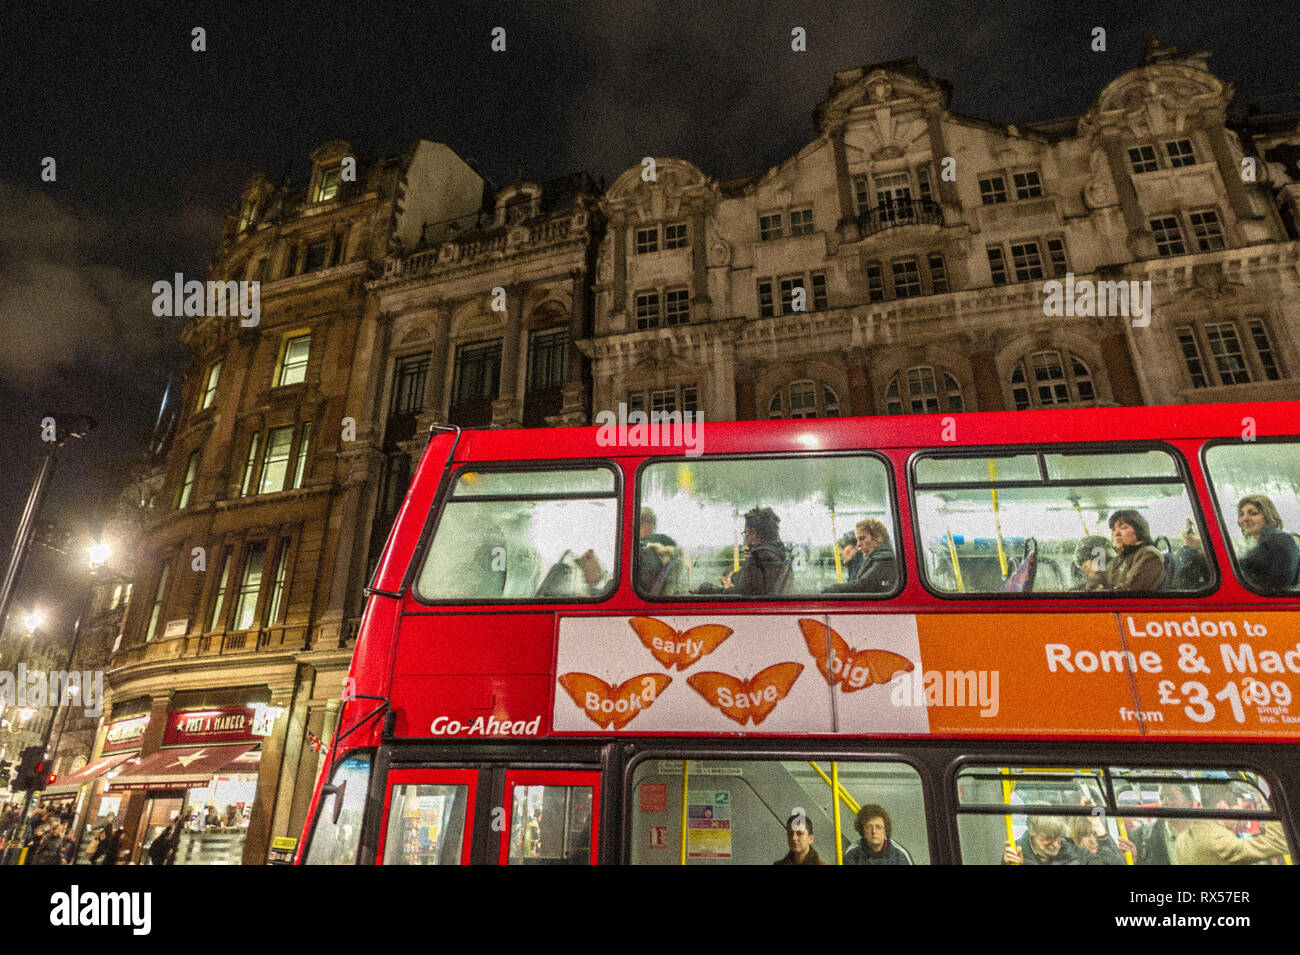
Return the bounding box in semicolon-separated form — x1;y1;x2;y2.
377;768;481;865
498;769;600;865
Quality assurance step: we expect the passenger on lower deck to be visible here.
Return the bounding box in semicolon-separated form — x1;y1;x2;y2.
1101;509;1165;592
843;804;913;865
774;813;826;866
1002;815;1123;865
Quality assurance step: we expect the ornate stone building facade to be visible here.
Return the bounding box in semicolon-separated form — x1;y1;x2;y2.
586;44;1299;427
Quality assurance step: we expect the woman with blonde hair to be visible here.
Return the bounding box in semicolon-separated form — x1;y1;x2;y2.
1236;494;1299;591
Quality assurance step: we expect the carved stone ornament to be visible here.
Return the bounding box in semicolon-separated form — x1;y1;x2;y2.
1083;148;1119;210
707;230;732;268
868;78;893;103
597;237;613;283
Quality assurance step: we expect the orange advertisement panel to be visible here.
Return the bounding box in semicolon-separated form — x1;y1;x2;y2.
1124;612;1300;738
914;614;1142;737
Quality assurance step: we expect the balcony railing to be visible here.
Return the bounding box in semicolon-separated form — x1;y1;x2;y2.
114;624;309;668
857;198;944;237
382;209;587;280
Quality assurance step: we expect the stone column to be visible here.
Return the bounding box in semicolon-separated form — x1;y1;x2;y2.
926;110;961;210
711;336;738;421
690;210;710;316
269;667;313;849
829;126;856;225
1204;124;1257;221
846;349;875;416
733;369;756;421
424;301;452;422
1099;133;1148;241
612;220;627;311
492;284;525;428
550;269;590;426
968;350;1004;411
243;682;295;864
1101;332;1143;405
120;693;172;864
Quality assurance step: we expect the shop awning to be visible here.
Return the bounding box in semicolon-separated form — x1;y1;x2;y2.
106;744;259;791
40;752;136;796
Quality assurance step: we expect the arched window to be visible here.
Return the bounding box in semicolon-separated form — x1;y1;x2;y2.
885;366;964;414
1009;350;1096;410
768;380;841;419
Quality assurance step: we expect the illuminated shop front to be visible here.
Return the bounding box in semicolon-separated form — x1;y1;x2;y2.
51;713;150;864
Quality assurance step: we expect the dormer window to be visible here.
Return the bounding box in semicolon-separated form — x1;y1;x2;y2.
315;167;340;202
238;195;260;232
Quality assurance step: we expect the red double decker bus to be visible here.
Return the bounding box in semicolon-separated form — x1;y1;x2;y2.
298;401;1300;865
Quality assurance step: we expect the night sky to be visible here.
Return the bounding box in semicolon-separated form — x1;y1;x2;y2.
1;0;1296;636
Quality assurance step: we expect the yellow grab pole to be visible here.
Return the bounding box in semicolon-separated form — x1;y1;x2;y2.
988;459;1008;578
945;529;966;593
732;509;741;573
679;760;689;866
830;508;843;583
1115;816;1134;865
807;761;859;815
1073;501;1091;536
832;761;844;865
1001;768;1018;864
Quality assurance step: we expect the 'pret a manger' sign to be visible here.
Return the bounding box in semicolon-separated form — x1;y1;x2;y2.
164;706;259;745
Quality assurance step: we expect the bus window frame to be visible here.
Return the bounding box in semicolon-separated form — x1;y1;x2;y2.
499;768;601;865
906;439;1219;601
376;767;478;865
620;745;934;865
406;459;624;606
631;450;904;603
945;753;1293;865
301;747;375;866
1200;435;1300;597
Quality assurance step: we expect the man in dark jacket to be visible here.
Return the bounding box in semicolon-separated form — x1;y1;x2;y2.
1003;815;1124;865
823;519;897;594
696;507;787;596
843;804;913;865
838;532;863;582
773;813;826;865
91;824;122;865
148;823;176;866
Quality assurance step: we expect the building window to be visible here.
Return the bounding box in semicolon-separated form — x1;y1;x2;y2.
759;213;783;241
277;333;311;386
391;353;430;416
198;360;222;411
757;279;775;317
663;222;688;249
209;548;232;631
634;227;659;254
237;196;259;232
378;452;412;520
789;208;814;236
266;539;291;625
987;246;1008;285
978;174;1008;205
1175;326;1209;388
1010;241;1044;282
316;167;340;202
1149;216;1186;257
1009;350;1095;409
810;272;828;311
177;451;200;509
232;543;267;631
885;366;964;415
635;290;661;330
1205;322;1251;385
144;559;172;642
305;241;329;272
628;385;700;418
239;432;260;497
527;328;568;392
259;425;294;494
779;276;804;313
664;287;690;326
927;254;948;294
866;264;885;302
1189;209;1226;251
1012;169;1043;199
292;421;312;489
892;259;922;298
451;341;501;406
767;380;840;420
852;178;871;215
1128;145;1159;173
1247;319;1281;380
1165;138;1196;167
875;172;912;211
916;166;933;203
1045;237;1069;277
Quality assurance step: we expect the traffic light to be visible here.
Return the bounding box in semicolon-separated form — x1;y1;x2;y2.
13;746;44;791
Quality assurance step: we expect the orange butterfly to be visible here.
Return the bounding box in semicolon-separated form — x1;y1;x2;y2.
628;616;734;670
797;619;914;692
556;672;672;730
687;662;804;726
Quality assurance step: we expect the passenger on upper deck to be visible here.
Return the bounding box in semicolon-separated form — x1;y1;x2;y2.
1235;494;1300;591
843;804;913;865
637;507;679;593
1069;535;1113;592
838;532;863;582
695;507;787;596
1100;510;1165;592
822;519;897;594
1170;521;1212;591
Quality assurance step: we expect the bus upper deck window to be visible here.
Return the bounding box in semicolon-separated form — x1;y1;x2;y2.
415;466;619;602
912;446;1211;596
303;753;371;865
635;454;898;600
1204;441;1300;594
